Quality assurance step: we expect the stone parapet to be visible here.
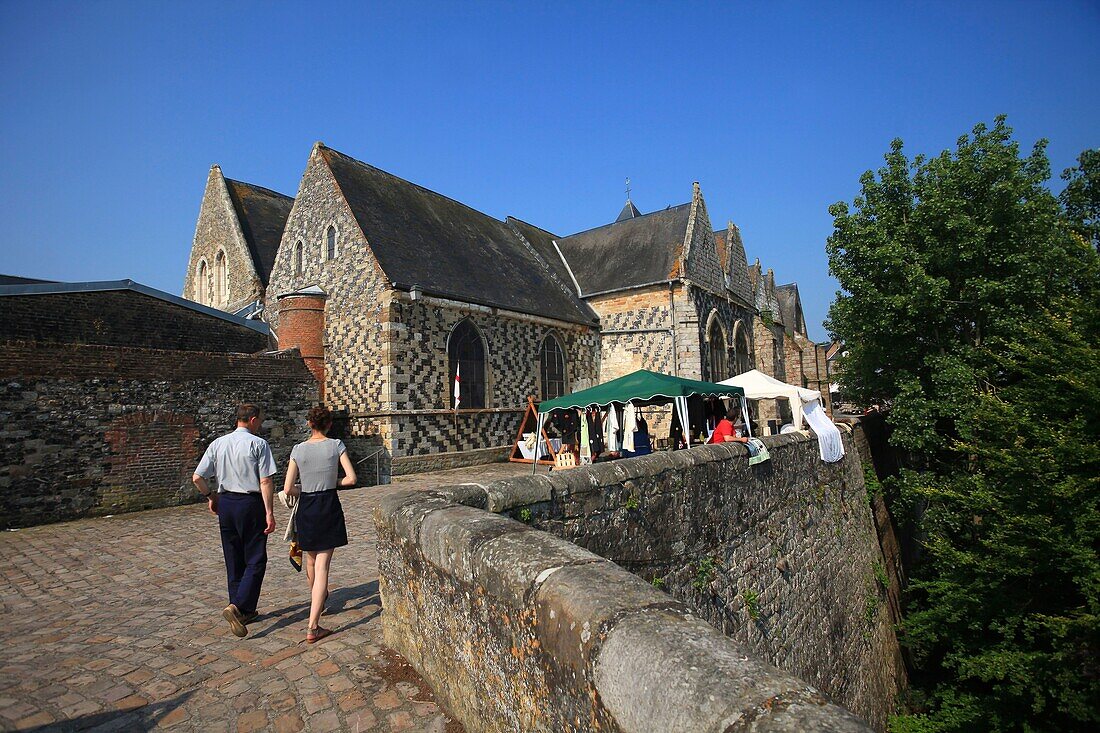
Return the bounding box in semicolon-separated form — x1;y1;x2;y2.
375;482;871;733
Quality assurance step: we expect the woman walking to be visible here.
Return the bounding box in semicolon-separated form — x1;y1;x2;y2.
283;406;356;643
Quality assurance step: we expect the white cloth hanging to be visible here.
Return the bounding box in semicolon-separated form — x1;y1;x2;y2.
604;404;621;453
622;403;637;452
803;399;845;462
674;396;690;448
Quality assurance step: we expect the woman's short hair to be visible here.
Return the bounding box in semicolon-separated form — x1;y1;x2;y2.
308;405;333;432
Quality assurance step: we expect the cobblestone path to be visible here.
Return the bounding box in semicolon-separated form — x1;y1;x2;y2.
0;462;531;732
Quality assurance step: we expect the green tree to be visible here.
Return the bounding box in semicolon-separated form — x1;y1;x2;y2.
826;117;1100;731
1060;148;1100;249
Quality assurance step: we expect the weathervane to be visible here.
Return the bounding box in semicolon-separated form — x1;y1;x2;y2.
625;177;631;201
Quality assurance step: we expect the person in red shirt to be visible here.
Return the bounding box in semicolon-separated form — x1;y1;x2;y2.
708;406;750;444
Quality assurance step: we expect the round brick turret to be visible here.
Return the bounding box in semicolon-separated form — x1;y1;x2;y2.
277;287;327;397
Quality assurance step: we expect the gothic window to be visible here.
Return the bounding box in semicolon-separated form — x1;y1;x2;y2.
448;320;486;409
214;250;227;306
196;260;208;304
326;226;337;260
733;321;752;375
539;333;567;400
707;318;728;381
294;241;304;276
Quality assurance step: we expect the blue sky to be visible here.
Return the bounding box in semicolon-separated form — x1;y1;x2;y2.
1;1;1097;340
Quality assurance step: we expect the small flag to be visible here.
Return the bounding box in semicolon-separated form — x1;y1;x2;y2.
454;363;461;411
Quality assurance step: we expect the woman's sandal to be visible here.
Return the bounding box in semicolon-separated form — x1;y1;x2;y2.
306;626;332;644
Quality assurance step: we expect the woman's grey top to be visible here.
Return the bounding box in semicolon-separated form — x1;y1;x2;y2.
290;438;347;493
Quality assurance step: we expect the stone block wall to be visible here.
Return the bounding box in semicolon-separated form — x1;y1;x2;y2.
0;290;269;354
687;284;756;383
478;431;905;730
266;144;391;417
376;484;871;733
0;342;319;528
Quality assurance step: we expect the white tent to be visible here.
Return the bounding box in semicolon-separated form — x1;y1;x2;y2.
718;370;844;462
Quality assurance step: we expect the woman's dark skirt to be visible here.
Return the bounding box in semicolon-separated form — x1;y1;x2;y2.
297;490;348;552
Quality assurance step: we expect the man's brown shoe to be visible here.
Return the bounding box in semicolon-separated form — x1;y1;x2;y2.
223;604;248;638
241;612;259;624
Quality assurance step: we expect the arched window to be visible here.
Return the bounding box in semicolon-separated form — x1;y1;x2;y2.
733;320;752;375
448;320;486;408
294;240;304;276
196;260;208;304
326;226;337;260
539;333;567;399
214;250;227;306
707;317;728;381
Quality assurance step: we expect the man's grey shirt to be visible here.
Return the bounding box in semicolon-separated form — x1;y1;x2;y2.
195;427;277;494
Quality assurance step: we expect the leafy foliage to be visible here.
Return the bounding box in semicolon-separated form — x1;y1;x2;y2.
827;117;1100;731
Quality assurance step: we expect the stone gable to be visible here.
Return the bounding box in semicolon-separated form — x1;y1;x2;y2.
182;166;263;313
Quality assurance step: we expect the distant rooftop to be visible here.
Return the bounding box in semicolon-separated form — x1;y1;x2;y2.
0;278;270;335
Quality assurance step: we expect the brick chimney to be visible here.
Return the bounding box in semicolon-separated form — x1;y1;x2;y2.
277;286;327;397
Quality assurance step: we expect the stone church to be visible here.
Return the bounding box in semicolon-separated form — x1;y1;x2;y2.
182;142;828;472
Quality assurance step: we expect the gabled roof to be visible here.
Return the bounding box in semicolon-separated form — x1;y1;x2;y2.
0;279;270;335
775;283;806;336
556;203;691;297
317;146;597;326
223;179;294;286
616;200;642;222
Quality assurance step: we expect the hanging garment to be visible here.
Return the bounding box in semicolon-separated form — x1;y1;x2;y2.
604;405;621;453
747;438;771;466
622;403;637;452
579;409;592;464
588;408;606;455
552;410;579;447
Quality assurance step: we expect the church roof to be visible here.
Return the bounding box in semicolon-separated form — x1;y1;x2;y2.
616;200;642;222
776;283;806;336
223;179;294;287
505;217;581;295
556;203;692;297
318;146;597;326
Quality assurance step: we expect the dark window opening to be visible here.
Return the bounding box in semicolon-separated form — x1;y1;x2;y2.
707;319;727;381
449;320;486;408
540;334;566;399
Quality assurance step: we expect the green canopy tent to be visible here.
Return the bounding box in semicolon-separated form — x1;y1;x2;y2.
533;369;748;468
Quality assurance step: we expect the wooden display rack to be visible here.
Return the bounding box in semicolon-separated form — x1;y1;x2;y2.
509;396;558;465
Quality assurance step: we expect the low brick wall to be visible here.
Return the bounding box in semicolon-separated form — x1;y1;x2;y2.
483;430;906;730
376;486;870;732
0;342;319;528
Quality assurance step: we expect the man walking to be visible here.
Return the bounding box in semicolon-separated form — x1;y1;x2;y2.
193;404;277;637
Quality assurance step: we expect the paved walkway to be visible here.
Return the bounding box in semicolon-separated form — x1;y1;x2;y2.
0;462;532;732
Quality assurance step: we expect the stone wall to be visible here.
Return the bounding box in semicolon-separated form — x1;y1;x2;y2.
182;166;263;312
266;144;391;417
376;482;871;733
0;342;319;528
375;430;906;730
586;285;673;381
0;290;269;354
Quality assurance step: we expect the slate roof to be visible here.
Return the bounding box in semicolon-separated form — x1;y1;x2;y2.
555;204;691;297
223;179;294;286
616;200;642;222
505;217;580;295
318;146;597;325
